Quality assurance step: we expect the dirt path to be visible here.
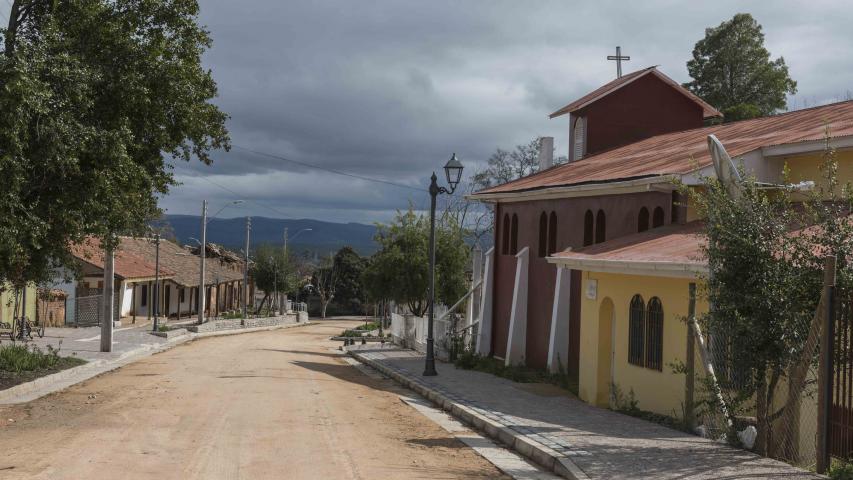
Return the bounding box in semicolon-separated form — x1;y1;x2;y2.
0;319;508;479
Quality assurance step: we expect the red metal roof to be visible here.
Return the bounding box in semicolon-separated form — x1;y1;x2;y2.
549;67;722;119
478;100;853;196
71;237;175;280
551;222;706;267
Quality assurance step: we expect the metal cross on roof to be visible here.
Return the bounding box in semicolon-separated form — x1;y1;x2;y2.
607;46;630;78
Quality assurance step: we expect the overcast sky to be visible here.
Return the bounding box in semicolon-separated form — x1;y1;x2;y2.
162;0;853;224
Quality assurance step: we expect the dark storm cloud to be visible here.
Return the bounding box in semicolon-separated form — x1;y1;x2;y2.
162;0;853;223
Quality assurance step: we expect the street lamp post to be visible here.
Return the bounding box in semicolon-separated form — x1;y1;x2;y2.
423;153;464;377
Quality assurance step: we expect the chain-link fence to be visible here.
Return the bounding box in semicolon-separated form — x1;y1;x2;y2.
688;317;820;470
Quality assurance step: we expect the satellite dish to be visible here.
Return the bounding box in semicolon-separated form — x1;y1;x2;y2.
707;134;742;199
707;134;815;197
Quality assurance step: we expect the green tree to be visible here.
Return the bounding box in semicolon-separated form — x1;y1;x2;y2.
250;244;293;311
311;254;337;319
331;246;366;314
690;135;853;456
0;0;229;289
684;13;797;122
366;208;469;317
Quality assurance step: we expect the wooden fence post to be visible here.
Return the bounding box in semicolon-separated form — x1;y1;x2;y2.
817;255;837;474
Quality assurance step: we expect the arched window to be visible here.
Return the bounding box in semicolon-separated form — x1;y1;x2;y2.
510;214;519;255
671;191;681;224
638;207;649;233
538;212;548;257
583;210;594;247
501;213;510;255
595;210;606;244
653;207;665;228
628;295;645;366
646;297;664;371
573;116;586;160
548;211;558;255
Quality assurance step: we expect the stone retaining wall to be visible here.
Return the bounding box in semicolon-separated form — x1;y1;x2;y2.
187;314;298;333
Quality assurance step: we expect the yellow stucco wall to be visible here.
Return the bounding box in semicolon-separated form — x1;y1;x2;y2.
783;149;853;193
578;271;708;418
0;283;38;325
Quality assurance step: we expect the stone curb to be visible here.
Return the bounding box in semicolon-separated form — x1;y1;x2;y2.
0;321;313;405
348;349;589;480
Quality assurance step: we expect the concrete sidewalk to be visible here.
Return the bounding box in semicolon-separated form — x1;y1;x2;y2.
348;345;821;480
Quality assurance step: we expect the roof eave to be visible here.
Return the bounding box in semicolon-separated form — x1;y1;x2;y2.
467;175;678;203
546;256;708;279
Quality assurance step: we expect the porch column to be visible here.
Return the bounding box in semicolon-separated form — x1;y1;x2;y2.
505;246;529;366
547;266;572;374
131;284;137;323
475;247;495;356
147;281;152;323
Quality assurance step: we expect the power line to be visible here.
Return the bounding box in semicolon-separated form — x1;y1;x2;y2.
190;174;293;218
232;144;426;193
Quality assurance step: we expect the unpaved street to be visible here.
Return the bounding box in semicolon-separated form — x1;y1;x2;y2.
0;319;508;479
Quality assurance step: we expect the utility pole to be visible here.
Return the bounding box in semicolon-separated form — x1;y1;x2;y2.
198;200;207;325
101;247;115;352
243;216;251;323
152;234;161;332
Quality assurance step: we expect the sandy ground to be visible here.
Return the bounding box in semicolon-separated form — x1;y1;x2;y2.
0;319;508;479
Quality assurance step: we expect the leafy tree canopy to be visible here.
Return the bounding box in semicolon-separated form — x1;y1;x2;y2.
331;246;367;312
684;13;797;122
0;0;229;287
364;207;469;317
251;244;294;296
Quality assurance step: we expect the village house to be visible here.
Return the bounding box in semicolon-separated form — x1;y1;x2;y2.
70;237;250;325
469;66;853;425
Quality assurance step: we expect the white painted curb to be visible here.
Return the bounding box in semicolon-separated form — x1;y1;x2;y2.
347;349;589;480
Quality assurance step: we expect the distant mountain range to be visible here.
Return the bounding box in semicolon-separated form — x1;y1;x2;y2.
158;215;379;256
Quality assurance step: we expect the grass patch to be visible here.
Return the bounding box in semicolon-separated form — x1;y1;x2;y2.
830;459;853;480
453;350;578;395
221;311;244;320
610;383;691;433
0;343;87;391
354;321;380;331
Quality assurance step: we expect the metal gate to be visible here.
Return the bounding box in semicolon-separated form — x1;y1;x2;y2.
74;294;102;327
830;291;853;458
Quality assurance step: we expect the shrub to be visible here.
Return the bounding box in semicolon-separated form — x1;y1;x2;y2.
0;344;61;373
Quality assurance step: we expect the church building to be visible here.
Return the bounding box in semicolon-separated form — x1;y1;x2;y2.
469;65;853;423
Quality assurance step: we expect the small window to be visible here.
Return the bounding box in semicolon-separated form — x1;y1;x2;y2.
179;288;185;303
501;213;510;255
653;207;665;228
671;191;681;224
141;285;148;307
595;210;606;244
538;212;548;258
548;211;558;255
510;214;519;255
628;295;645;366
583;210;594;247
638;207;649;233
646;297;664;371
573;116;586;160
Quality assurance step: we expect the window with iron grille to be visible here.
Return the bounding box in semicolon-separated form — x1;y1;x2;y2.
645;297;664;371
141;285;148;307
628;295;645;366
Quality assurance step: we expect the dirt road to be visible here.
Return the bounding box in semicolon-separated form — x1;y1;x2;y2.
0;319;508;479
